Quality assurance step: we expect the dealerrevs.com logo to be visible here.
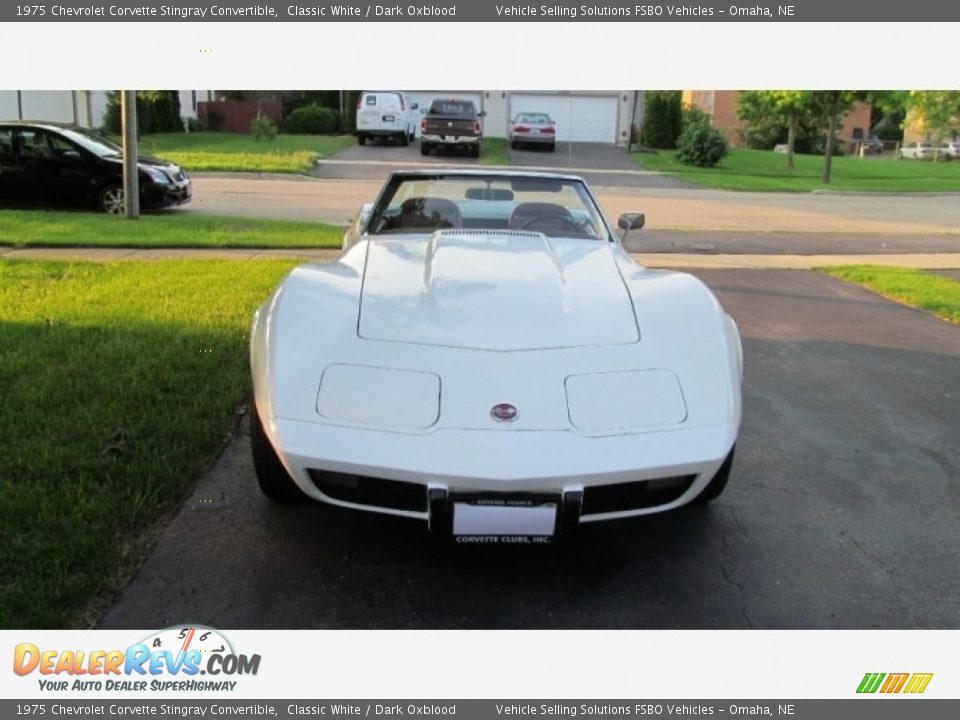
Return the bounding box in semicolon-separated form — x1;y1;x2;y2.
13;626;260;693
857;672;933;694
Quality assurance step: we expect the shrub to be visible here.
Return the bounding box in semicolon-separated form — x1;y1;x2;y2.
101;91;183;134
676;115;728;167
250;114;278;141
284;104;340;134
641;91;682;149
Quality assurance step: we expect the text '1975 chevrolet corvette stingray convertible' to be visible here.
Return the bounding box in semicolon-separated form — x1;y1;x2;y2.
250;170;742;544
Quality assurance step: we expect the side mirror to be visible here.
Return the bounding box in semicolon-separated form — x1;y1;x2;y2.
410;102;419;110
62;150;83;163
478;110;487;117
618;212;645;232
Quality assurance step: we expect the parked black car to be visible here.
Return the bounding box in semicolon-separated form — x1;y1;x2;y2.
0;122;191;213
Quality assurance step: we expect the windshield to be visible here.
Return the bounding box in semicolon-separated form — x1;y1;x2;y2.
57;128;122;158
368;175;611;241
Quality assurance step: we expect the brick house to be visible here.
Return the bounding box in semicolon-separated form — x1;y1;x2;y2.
682;90;873;151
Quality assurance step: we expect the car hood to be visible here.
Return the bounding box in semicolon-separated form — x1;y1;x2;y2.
103;154;179;170
358;230;640;351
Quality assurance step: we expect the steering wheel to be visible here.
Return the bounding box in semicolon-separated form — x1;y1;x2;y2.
518;215;583;233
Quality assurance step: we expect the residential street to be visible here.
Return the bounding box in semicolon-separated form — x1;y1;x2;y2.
181;173;960;238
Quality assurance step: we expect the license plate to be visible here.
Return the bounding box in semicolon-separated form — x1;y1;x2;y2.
383;114;395;122
451;495;558;545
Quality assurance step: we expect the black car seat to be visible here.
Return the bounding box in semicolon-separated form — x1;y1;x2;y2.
397;197;462;230
509;202;574;231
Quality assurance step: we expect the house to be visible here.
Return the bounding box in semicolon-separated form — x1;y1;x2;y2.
682;90;873;152
0;90;216;129
403;90;644;145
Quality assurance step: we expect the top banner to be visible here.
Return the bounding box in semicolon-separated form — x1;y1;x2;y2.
6;0;960;22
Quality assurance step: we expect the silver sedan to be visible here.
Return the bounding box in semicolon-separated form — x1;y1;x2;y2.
509;112;557;151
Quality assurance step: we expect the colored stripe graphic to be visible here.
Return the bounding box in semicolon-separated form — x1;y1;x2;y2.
904;673;934;694
880;673;909;693
857;673;885;693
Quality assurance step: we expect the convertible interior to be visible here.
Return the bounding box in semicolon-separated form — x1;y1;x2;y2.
374;186;606;239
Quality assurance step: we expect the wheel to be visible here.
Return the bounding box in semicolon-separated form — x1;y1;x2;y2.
470;144;480;159
692;446;735;504
358;133;367;146
98;184;125;214
420;142;431;156
510;140;518;150
399;132;409;147
251;407;306;502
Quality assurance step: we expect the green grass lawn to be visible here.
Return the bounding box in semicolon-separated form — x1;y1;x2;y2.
135;132;355;174
480;137;511;167
820;265;960;323
0;259;299;627
0;210;343;248
634;148;960;192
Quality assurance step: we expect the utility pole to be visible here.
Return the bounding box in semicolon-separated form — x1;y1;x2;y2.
121;90;140;219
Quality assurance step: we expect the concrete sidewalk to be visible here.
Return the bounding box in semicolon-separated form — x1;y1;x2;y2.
3;245;960;270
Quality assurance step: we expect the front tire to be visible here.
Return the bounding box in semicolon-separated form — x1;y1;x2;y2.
98;184;125;214
420;142;431;156
692;446;735;504
470;144;480;159
358;133;367;146
251;407;305;502
399;132;409;147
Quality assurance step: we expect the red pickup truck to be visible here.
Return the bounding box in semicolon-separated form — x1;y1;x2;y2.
420;99;486;158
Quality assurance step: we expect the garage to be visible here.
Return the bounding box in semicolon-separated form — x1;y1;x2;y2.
509;94;619;143
404;91;484;137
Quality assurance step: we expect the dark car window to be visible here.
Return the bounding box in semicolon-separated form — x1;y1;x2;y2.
15;129;49;161
0;129;13;162
52;128;120;158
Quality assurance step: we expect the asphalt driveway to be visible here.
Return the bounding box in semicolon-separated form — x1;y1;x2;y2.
98;269;960;629
314;140;692;188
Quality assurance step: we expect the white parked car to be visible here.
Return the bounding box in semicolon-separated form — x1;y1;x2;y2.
898;142;937;160
355;91;417;146
250;171;743;543
940;140;960;159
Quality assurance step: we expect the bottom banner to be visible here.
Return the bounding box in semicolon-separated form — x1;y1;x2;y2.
1;700;958;720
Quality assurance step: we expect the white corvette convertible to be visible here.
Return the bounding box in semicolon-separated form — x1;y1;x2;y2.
250;171;742;543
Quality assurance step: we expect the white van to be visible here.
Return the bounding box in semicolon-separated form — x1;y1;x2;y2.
356;91;418;146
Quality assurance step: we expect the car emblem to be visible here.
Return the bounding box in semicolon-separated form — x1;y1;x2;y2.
490;403;518;422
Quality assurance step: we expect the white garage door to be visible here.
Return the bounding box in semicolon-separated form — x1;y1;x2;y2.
509;94;619;143
405;92;484;137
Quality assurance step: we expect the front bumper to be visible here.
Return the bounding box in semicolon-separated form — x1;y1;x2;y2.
268;416;736;533
143;179;192;208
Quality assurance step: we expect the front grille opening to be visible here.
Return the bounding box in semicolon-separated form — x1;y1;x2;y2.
307;469;427;513
581;475;696;515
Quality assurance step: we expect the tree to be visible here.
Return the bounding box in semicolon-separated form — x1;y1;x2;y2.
641;91;683;149
809;91;863;184
736;90;821;166
907;91;960;145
